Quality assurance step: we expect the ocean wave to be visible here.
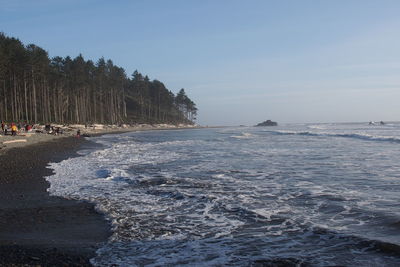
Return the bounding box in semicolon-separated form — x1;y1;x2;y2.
307;124;327;130
230;132;254;139
310;226;400;255
46;128;400;266
268;130;400;143
90;220;400;267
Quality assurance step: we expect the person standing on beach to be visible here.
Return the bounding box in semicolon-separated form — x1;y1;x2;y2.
11;123;18;136
1;121;4;134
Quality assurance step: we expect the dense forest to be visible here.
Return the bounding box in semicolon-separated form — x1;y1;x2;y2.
0;33;197;125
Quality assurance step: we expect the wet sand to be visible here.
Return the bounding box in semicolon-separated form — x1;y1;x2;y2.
0;136;111;266
0;124;199;155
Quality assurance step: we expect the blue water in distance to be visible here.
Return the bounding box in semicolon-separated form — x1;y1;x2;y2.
46;123;400;266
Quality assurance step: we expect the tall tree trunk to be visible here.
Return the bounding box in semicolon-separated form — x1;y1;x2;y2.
100;92;103;123
3;80;6;121
75;95;79;123
24;72;29;122
93;91;97;122
53;83;58;122
14;73;18;122
32;70;37;123
10;76;14;121
123;88;127;119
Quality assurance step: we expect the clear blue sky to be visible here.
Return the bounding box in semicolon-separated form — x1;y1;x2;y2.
1;0;400;125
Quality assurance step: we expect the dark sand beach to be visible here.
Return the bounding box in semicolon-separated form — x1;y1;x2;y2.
0;136;111;266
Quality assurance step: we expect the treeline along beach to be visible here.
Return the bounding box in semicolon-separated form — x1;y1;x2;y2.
0;33;197;125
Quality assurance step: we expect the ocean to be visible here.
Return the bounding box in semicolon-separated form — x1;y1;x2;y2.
46;123;400;266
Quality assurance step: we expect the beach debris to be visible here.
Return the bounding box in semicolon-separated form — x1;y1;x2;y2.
3;139;28;144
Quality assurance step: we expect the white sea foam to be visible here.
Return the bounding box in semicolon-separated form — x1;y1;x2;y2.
267;129;400;143
230;132;254;139
307;124;327;130
45;127;400;266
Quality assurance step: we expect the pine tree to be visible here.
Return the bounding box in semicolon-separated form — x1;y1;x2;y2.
0;32;197;125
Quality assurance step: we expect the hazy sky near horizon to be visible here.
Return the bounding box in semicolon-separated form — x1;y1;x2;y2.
1;0;400;125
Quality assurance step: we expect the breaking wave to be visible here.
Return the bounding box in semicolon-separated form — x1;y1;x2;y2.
230;132;254;139
45;126;400;266
268;130;400;143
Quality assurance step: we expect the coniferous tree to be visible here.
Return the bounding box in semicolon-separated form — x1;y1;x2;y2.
0;33;197;125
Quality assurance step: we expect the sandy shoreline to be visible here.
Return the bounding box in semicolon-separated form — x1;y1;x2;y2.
0;124;199;266
0;124;198;155
0;135;111;266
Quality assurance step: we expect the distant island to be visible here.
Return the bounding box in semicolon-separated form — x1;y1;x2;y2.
255;120;278;126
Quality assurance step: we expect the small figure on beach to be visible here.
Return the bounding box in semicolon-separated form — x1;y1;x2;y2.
11;123;18;136
25;124;32;132
76;129;81;137
45;124;51;133
1;121;4;134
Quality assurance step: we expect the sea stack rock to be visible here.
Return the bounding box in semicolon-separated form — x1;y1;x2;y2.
255;120;278;126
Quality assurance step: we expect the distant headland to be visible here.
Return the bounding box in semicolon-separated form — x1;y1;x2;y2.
255;120;278;126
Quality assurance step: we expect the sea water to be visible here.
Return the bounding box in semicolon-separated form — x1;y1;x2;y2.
46;123;400;266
